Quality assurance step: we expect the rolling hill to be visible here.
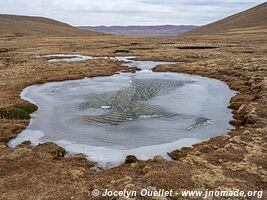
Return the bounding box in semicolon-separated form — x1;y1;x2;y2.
184;2;267;36
0;14;101;36
78;25;198;36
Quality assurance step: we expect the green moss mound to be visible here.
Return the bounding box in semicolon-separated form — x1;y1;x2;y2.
0;103;38;120
14;103;38;114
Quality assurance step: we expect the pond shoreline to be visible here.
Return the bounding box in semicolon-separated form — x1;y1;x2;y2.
9;55;235;168
0;54;260;164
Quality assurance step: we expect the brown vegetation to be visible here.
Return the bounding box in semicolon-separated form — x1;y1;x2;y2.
0;14;102;36
184;2;267;36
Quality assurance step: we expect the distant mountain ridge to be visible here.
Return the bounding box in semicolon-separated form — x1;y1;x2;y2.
184;2;267;36
78;25;198;36
0;14;101;36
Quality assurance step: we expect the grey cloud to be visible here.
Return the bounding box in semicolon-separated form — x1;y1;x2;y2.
0;0;265;26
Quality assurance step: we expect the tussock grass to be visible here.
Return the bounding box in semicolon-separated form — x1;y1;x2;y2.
0;103;38;120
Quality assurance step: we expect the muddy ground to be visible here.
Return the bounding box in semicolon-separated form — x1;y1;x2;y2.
0;31;266;199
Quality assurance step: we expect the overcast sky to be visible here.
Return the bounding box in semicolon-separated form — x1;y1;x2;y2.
0;0;265;26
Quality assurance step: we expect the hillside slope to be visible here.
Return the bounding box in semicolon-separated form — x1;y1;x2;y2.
0;14;101;36
185;2;267;36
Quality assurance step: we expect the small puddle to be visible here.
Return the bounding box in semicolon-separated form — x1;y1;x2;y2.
43;54;94;62
10;54;235;168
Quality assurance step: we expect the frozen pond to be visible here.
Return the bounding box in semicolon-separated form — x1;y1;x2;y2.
10;55;235;167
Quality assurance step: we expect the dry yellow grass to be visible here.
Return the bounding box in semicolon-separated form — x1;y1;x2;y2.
0;30;266;199
0;3;267;199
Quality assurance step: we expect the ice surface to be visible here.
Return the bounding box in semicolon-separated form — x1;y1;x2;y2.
10;56;235;167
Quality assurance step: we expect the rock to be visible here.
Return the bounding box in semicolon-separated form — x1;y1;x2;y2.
125;155;138;164
153;155;165;162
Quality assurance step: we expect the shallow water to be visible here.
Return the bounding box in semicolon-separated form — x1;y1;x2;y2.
43;54;94;62
10;55;235;167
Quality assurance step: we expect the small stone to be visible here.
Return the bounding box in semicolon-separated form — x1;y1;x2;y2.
125;155;138;164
